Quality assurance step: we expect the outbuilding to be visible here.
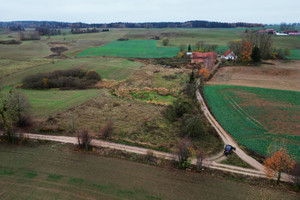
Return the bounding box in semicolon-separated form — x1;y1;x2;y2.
221;49;236;60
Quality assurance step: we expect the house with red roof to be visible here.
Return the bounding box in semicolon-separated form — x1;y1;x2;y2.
191;52;217;63
221;49;236;60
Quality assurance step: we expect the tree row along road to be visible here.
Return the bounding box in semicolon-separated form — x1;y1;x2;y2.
195;89;292;182
15;132;291;182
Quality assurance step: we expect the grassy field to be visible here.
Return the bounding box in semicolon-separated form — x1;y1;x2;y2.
1;57;144;86
77;40;180;58
0;144;298;200
18;89;100;118
273;37;300;49
204;85;300;161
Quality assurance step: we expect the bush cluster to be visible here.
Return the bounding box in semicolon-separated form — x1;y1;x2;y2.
0;40;22;45
22;69;101;90
165;80;209;139
165;98;192;122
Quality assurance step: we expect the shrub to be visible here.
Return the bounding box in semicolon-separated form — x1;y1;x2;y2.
271;48;290;60
86;70;101;81
117;38;129;41
145;150;156;162
177;52;184;58
112;101;120;107
50;47;68;56
165;98;192;121
0;40;22;45
162;37;169;46
100;122;113;138
182;113;206;138
16;115;32;128
184;81;196;99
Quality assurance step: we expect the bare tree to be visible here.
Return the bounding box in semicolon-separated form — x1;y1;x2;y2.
280;23;295;31
195;41;205;50
77;130;91;150
244;31;273;59
0;90;31;141
176;138;192;168
196;149;205;172
18;31;40;41
228;40;243;58
7;90;31;127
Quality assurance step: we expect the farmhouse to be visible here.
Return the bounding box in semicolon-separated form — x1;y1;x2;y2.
221;49;236;60
258;29;276;34
191;52;217;71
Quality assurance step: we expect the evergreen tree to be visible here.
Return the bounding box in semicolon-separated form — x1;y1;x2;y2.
251;46;261;63
189;71;195;83
188;44;191;52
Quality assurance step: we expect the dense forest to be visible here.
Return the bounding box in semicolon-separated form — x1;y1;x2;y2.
0;20;267;29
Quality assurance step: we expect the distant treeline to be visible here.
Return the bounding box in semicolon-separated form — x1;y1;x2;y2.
35;27;61;36
71;28;100;34
0;20;268;30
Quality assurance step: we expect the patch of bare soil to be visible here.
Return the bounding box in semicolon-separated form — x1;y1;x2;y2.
208;60;300;91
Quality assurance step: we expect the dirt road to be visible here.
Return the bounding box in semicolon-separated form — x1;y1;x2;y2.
14;132;290;182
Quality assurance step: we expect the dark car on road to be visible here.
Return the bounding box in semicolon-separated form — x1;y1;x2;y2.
224;145;236;156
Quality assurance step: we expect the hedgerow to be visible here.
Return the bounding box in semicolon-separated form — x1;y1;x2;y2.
22;69;101;90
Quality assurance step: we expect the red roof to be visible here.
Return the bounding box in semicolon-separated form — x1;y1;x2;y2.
223;49;232;57
191;59;204;63
191;52;217;59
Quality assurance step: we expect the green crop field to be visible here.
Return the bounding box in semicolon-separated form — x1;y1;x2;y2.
77;40;180;58
19;89;100;118
288;49;300;60
0;144;297;200
204;85;300;161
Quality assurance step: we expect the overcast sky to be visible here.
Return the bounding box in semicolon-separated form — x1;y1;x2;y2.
0;0;299;24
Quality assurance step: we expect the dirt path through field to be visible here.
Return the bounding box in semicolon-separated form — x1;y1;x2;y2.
8;132;291;182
